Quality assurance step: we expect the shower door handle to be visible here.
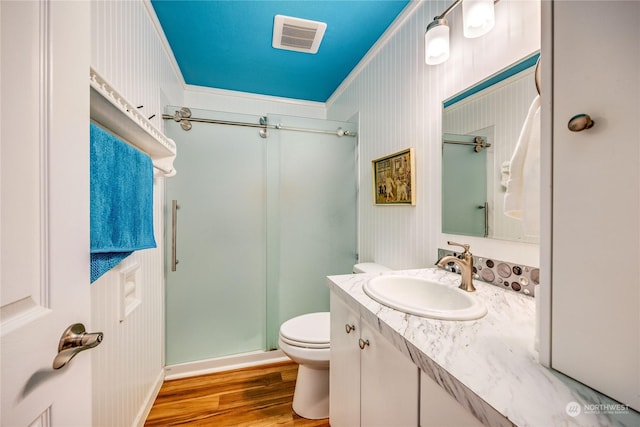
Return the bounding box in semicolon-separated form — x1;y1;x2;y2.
171;200;179;271
478;202;488;237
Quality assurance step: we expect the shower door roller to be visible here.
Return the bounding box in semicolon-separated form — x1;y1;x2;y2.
52;323;103;369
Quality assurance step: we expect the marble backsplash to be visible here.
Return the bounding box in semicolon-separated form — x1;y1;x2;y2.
438;248;539;297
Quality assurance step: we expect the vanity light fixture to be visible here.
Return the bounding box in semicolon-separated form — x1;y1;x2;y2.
463;0;495;38
425;0;497;65
425;18;450;65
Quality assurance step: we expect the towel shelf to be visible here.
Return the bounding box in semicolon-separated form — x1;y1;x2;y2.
90;68;177;177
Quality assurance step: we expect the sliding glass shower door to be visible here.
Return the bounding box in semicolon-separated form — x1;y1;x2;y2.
265;114;358;348
164;108;357;365
164;109;267;365
442;133;488;237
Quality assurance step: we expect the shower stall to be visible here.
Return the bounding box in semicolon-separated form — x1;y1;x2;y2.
163;107;358;366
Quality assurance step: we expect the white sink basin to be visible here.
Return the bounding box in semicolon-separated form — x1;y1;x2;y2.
363;275;487;320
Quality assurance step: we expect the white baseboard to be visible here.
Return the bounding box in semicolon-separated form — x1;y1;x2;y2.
164;349;291;381
133;369;165;427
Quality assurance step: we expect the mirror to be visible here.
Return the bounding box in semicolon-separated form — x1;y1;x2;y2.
442;53;540;244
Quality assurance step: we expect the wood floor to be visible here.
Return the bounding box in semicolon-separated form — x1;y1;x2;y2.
145;361;331;426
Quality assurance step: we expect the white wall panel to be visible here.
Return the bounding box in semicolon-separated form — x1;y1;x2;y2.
90;181;165;427
327;0;540;268
91;1;183;131
90;1;182;426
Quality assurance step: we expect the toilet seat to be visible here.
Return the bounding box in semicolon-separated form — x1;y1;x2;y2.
280;335;329;349
279;312;330;349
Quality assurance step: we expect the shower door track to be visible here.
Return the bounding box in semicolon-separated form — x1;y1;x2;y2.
162;108;357;138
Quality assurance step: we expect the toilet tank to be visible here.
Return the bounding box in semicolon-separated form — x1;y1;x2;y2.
353;262;391;274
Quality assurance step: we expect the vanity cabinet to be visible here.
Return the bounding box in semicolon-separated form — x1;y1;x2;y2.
330;291;419;427
330;291;361;426
419;372;483;427
548;0;640;411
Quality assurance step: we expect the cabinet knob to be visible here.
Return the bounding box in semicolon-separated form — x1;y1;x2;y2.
345;324;356;334
359;338;370;350
568;114;595;132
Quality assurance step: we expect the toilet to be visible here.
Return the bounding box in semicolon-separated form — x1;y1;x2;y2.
278;262;390;419
352;262;392;274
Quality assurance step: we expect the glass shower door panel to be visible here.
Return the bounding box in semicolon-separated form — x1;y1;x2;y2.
269;115;358;335
164;108;266;365
442;143;487;237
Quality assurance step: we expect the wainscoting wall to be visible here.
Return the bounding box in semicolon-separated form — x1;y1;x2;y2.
90;1;182;426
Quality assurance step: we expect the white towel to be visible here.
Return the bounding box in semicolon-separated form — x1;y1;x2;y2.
500;161;510;189
504;95;541;237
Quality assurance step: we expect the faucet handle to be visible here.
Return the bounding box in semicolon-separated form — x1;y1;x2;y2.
447;241;470;253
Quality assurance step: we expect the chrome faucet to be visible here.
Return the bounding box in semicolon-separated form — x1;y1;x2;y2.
436;241;476;292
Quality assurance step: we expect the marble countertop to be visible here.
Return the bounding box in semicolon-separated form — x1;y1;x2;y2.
326;268;640;427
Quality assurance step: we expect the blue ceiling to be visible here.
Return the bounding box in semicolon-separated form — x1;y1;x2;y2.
151;0;411;102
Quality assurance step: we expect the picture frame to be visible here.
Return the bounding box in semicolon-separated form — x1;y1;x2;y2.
372;148;415;205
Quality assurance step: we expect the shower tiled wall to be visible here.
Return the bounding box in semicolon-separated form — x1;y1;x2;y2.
438;248;539;297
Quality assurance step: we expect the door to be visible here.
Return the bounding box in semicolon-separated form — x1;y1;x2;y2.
1;1;92;425
329;292;361;427
551;0;639;411
360;320;419;426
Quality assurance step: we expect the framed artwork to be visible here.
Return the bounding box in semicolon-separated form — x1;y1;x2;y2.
372;148;415;205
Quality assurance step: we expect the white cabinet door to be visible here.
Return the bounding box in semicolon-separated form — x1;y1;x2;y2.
330;292;361;427
1;1;92;425
360;320;419;427
551;0;640;411
420;371;483;427
330;291;419;426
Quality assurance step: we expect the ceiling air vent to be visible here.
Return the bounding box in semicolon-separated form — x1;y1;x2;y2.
272;15;327;54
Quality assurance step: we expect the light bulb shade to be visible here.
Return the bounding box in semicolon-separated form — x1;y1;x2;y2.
425;19;450;65
462;0;495;38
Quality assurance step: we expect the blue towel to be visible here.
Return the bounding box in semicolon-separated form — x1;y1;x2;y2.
90;123;156;283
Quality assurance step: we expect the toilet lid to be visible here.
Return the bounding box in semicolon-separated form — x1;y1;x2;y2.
280;312;330;345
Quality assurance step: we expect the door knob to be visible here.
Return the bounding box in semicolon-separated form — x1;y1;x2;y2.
53;323;103;369
568;114;595;132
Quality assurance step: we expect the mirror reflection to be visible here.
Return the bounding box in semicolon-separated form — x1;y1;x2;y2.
442;53;540;244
